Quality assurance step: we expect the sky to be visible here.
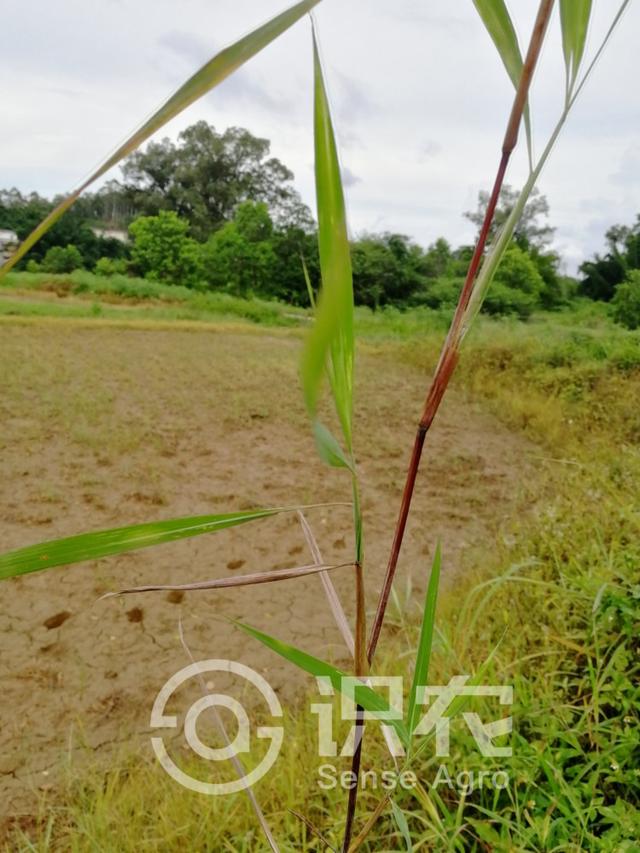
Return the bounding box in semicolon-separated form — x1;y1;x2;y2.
1;0;638;273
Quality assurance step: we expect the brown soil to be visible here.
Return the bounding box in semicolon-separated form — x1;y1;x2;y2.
0;322;533;818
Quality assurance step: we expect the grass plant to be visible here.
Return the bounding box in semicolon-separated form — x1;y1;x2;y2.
0;1;636;850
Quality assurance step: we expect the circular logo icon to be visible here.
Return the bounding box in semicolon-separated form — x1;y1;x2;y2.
150;659;283;795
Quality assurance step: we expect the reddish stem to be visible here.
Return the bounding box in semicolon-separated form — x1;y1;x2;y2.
340;4;555;850
367;0;554;667
341;706;365;853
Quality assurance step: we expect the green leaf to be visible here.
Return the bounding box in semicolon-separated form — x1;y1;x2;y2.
407;544;441;734
300;251;316;309
410;634;508;765
473;0;523;91
559;0;593;95
313;421;353;470
468;820;503;846
472;0;532;167
0;0;321;279
235;620;409;746
301;26;354;452
390;800;413;852
0;508;284;580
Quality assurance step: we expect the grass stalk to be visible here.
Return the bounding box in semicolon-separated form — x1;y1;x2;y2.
0;3;632;849
366;0;554;665
342;708;365;853
342;476;367;852
464;0;632;329
348;6;631;842
351;476;367;677
341;5;555;848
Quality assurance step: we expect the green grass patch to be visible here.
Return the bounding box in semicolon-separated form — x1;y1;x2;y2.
0;271;307;327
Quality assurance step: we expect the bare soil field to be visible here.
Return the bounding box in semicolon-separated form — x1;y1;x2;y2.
0;319;533;817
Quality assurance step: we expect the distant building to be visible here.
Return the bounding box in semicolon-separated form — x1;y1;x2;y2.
91;227;129;244
0;228;18;247
0;229;18;262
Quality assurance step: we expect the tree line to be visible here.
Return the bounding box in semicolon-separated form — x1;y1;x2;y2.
1;121;639;326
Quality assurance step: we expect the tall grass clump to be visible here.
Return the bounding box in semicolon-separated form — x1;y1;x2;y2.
0;0;635;850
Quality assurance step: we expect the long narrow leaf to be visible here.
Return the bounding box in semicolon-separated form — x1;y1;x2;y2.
0;508;286;580
559;0;592;95
390;800;413;852
301;25;354;452
472;0;532;168
235;620;409;746
103;560;352;597
473;0;523;88
407;544;441;734
0;0;321;278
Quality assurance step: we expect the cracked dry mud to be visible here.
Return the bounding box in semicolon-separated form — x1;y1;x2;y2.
0;323;533;817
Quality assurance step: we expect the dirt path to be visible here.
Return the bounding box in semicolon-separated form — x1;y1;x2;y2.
0;322;532;817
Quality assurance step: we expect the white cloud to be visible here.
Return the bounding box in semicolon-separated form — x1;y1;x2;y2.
341;167;362;188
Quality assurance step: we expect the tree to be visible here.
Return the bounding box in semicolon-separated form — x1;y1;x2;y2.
527;244;563;308
579;253;626;301
270;227;320;305
446;245;475;278
351;233;424;309
203;202;277;296
465;184;561;304
464;184;555;250
0;188;126;267
120;122;311;240
494;245;545;295
605;223;631;257
235;201;274;243
580;215;640;301
422;238;453;278
78;180;137;229
129;210;203;287
611;270;640;330
625;219;640;270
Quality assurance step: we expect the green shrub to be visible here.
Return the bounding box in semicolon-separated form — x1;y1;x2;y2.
41;244;84;274
25;259;40;273
129;210;204;288
412;277;463;309
94;256;128;277
482;281;537;318
494;245;545;296
203;202;277;297
612;270;640;330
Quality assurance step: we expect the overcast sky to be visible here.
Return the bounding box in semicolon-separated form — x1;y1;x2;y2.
1;0;638;272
